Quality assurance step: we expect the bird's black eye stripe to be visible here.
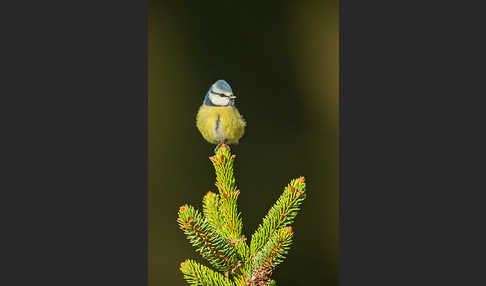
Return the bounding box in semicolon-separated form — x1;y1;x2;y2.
211;90;230;97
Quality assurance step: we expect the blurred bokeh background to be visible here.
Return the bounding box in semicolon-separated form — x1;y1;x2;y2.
148;1;338;285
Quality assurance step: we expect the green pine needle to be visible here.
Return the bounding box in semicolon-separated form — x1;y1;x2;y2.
178;205;241;271
180;259;236;286
203;191;224;234
250;178;306;256
209;147;243;241
249;227;293;277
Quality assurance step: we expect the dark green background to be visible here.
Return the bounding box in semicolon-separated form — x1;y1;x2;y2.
149;1;338;285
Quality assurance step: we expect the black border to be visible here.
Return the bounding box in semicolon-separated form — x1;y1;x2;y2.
4;1;148;285
341;0;485;285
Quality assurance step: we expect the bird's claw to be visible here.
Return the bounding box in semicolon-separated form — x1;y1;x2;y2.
214;143;231;153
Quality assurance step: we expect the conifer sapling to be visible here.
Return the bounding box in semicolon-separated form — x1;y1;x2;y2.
177;144;307;286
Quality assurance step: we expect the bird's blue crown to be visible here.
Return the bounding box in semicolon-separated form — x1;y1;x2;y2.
212;79;232;93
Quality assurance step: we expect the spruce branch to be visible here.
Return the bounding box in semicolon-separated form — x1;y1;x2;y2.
178;205;241;271
203;191;224;234
209;148;243;241
180;259;236;286
249;177;306;256
209;147;250;264
249;227;293;278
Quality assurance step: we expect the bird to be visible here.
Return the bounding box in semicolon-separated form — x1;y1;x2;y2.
196;79;246;152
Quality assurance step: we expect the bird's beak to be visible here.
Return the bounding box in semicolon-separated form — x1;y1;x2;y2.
229;95;237;99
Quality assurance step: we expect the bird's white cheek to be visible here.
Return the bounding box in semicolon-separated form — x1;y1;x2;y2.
209;93;229;106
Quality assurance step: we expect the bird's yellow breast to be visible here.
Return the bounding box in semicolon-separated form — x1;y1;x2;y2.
196;105;246;144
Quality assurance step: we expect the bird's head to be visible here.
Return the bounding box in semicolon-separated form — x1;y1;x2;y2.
203;79;237;106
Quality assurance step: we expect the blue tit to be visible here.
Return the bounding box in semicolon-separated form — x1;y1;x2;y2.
196;79;246;151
